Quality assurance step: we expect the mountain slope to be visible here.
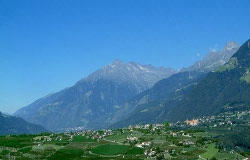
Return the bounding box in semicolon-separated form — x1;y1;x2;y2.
164;39;250;122
0;112;48;135
182;41;239;72
14;61;175;131
110;70;207;125
111;41;241;127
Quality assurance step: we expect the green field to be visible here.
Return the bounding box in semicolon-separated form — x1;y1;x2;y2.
201;143;218;159
18;146;32;153
72;136;96;142
104;131;130;142
91;144;129;155
183;146;199;152
58;148;84;154
48;148;84;160
215;152;246;160
32;144;63;151
104;130;143;143
125;147;144;155
0;136;35;148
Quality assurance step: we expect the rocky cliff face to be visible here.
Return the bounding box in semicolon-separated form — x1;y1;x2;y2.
181;41;239;72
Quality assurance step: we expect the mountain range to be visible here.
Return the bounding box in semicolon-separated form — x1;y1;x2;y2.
14;61;175;131
182;41;240;72
112;40;249;128
110;41;241;127
165;39;250;121
13;40;248;132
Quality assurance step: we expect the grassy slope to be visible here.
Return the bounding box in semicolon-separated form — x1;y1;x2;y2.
201;143;218;159
91;144;129;155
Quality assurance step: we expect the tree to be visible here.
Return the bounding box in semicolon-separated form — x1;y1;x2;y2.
156;147;161;153
149;124;153;130
165;122;170;132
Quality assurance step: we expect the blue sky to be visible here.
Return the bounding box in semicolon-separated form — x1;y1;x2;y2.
0;0;250;113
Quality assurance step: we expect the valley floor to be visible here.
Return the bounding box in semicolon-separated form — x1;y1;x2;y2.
0;110;249;160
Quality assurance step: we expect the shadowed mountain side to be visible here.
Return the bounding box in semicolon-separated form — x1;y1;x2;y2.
0;112;48;135
111;39;250;128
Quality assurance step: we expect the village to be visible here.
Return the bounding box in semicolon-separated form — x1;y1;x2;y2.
0;110;249;159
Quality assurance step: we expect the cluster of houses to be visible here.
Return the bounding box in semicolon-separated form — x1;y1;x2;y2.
64;129;115;141
136;142;152;148
195;110;250;128
169;110;250;129
28;109;249;159
128;123;165;130
184;119;199;126
126;136;138;142
144;148;179;159
144;148;156;157
169;130;192;138
33;135;53;145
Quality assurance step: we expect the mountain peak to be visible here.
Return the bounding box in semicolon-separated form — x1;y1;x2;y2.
224;41;239;51
15;59;176;131
112;59;123;65
91;60;176;85
181;41;240;72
